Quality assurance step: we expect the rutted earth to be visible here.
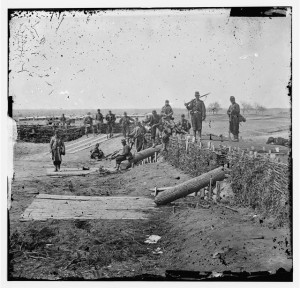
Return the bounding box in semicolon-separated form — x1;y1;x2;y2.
9;135;292;279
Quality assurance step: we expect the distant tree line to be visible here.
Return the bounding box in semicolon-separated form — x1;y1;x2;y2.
240;102;267;115
206;101;267;115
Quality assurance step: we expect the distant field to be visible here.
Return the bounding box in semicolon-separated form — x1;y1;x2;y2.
13;107;290;120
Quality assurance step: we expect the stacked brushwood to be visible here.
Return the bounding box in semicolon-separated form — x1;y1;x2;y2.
17;123;124;143
17;125;85;143
164;138;219;176
164;137;290;225
229;152;290;225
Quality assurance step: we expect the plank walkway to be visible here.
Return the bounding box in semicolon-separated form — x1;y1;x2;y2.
20;194;158;221
46;167;99;176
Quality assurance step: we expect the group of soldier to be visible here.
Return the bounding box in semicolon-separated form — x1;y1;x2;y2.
51;92;241;171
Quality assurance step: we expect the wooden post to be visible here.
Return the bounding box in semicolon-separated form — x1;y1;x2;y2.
254;151;257;158
199;141;202;149
216;181;221;202
209;175;212;199
212;145;215;152
186;138;189;152
155;152;157;162
208;141;211;149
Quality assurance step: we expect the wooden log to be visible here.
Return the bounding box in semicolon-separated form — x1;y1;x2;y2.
132;145;162;164
154;167;225;205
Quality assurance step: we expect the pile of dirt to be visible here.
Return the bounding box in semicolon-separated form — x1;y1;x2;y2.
9;140;292;279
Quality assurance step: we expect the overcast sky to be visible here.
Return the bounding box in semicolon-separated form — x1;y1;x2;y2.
9;9;291;110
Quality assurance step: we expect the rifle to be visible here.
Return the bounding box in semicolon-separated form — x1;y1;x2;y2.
184;92;210;118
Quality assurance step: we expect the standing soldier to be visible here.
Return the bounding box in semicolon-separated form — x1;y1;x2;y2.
60;114;66;128
83;112;95;137
49;130;65;172
185;91;206;142
105;110;116;139
161;100;174;122
95;109;104;135
128;121;147;152
177;114;191;138
227;96;240;142
144;110;162;147
119;112;134;140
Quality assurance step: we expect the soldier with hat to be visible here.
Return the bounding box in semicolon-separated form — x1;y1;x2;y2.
115;139;133;170
161;100;174;121
119;111;134;140
105;110;116;139
185;91;206;142
83;112;95;137
227;96;240;142
144;110;162;147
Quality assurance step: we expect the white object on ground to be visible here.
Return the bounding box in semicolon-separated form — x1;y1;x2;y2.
144;235;161;244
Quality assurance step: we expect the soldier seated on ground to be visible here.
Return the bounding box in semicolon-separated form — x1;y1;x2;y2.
90;143;104;160
115;139;133;170
266;137;290;147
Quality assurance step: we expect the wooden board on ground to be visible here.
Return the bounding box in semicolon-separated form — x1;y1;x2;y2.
20;195;158;221
46;167;98;176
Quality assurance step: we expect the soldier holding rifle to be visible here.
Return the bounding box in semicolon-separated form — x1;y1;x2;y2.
184;91;207;142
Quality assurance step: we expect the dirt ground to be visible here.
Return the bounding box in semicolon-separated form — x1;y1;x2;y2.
9;114;292;280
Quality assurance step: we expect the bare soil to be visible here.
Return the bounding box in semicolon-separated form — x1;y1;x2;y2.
9;116;292;279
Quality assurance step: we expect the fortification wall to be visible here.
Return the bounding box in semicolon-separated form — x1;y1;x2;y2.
164;137;291;225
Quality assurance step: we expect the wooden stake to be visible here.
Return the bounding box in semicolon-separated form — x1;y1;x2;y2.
216;181;221;202
212;145;215;152
209;176;212;199
155;152;157;162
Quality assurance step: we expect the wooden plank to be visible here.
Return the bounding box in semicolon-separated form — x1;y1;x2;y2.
37;194;154;201
46;168;98;176
20;195;157;221
68;137;108;154
66;134;107;149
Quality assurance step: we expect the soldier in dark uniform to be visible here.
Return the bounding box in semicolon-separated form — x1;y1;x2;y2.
60;114;66;128
128;121;147;152
115;139;133;170
227;96;240;142
144;110;162;147
105;110;116;138
49;130;65;172
119;112;134;140
83;112;94;137
161;100;174;121
177;114;191;134
95;109;104;134
185;91;206;142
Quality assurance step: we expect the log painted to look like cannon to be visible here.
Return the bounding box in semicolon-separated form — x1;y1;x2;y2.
154;167;225;205
132;145;162;164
